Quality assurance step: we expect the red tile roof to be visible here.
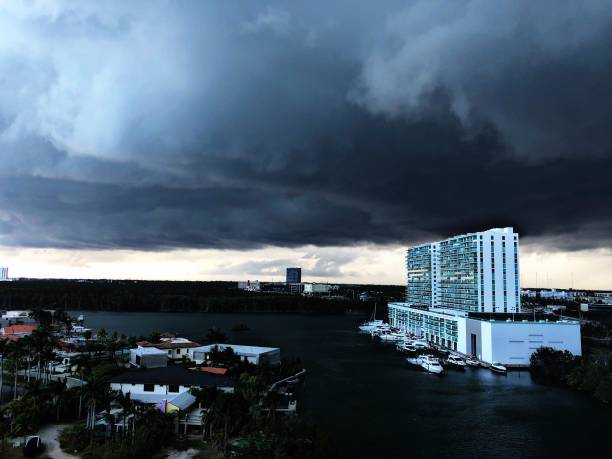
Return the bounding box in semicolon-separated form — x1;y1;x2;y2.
2;325;37;335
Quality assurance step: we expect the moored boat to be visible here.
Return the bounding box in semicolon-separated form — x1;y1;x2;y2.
445;355;466;369
465;357;480;367
490;362;507;374
420;355;444;375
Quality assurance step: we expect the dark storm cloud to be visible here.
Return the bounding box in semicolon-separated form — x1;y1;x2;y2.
1;1;611;252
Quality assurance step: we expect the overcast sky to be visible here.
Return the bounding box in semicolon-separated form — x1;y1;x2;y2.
1;1;611;288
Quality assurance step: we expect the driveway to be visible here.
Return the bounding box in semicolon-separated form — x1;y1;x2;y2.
37;424;80;459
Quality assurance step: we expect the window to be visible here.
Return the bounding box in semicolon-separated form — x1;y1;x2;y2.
144;384;154;392
168;384;179;393
167;350;172;355
176;349;181;355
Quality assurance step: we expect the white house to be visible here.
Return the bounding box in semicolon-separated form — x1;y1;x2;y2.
185;343;281;366
136;337;201;361
130;347;168;368
109;366;237;405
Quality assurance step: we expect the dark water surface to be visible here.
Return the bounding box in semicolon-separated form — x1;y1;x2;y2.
76;311;611;458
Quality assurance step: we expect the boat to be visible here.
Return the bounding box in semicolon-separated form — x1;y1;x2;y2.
358;302;384;332
396;342;417;353
359;319;385;333
490;362;507;374
465;357;480;367
445;355;466;369
406;356;422;366
411;340;429;350
378;331;406;342
23;436;45;458
419;355;444;375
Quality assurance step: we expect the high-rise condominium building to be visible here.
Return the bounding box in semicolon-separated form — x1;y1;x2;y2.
0;267;8;281
406;227;520;313
286;267;302;284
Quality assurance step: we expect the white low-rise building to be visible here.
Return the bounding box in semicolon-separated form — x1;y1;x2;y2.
130;347;168;368
109;366;237;405
388;302;582;366
185;343;281;366
302;283;338;295
136;337;201;361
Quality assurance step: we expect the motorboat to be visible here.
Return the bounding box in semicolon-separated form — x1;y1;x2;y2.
419;355;444;375
411;340;429;350
406;356;422;366
23;436;45;458
465;357;480;367
490;362;507;374
378;331;407;342
396;342;417;353
358;319;385;333
445;355;466;369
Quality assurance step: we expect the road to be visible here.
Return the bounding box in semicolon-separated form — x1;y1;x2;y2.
37;424;80;459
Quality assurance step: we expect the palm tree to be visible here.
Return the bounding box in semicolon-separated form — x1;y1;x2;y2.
47;379;67;421
72;354;92;418
114;391;134;441
82;374;112;444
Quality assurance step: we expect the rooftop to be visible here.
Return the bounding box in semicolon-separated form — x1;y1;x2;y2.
1;324;37;335
192;343;280;356
109;366;237;387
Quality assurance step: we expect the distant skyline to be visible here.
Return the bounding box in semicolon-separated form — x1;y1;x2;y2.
1;2;612;288
2;242;612;290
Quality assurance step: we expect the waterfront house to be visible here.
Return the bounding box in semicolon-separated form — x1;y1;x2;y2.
137;337;201;361
0;324;37;341
130;347;168;368
185;343;281;366
109;366;237;403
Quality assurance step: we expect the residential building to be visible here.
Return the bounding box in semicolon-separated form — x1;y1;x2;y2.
130;347;168;368
185;343;281;366
0;267;8;281
390;227;581;366
286;267;302;284
0;324;37;341
109;367;237;403
137;337;201;361
406;227;520;313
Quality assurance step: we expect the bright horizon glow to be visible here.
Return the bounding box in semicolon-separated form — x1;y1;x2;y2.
1;243;611;290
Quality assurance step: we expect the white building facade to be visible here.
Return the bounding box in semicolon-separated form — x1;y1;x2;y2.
391;227;581;366
407;227;520;313
388;302;581;366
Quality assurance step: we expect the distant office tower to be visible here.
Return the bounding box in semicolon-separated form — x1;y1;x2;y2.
286;267;302;284
0;267;8;281
406;227;520;313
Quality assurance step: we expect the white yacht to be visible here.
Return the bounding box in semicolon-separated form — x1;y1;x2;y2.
378;331;406;342
419;355;444;375
358;319;385;333
445;355;466;369
396;341;417;353
411;340;429;350
465;357;480;367
490;362;507;374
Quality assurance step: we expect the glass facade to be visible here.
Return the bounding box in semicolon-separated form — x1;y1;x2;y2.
405;227;521;313
406;244;434;307
438;235;480;312
389;303;459;350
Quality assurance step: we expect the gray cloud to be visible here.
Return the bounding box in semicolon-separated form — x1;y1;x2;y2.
0;1;611;252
